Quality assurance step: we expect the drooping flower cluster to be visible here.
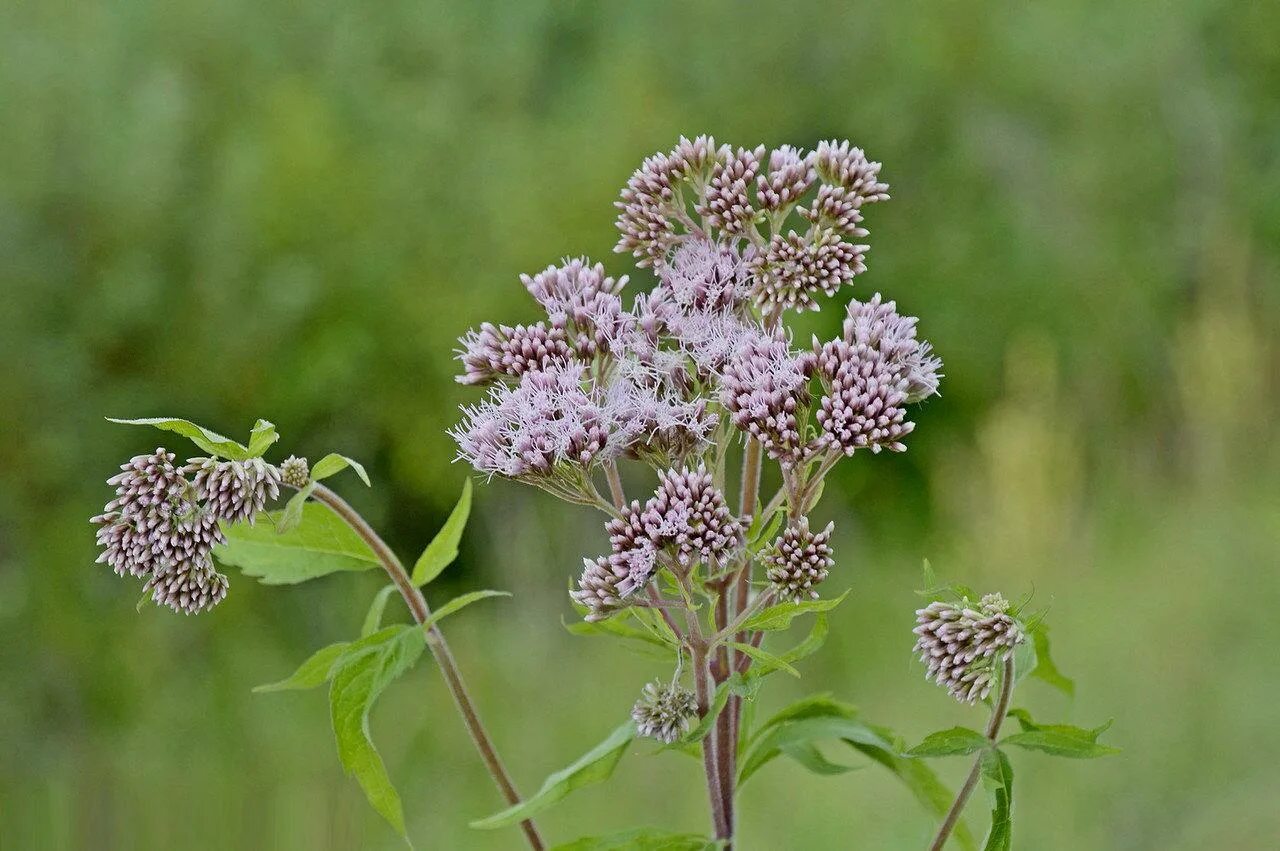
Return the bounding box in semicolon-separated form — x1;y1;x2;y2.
92;448;280;614
764;519;835;602
913;593;1025;703
185;456;281;525
632;680;699;744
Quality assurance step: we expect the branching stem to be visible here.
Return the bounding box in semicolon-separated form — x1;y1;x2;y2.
306;483;545;851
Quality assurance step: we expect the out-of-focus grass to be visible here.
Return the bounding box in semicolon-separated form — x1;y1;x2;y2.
1;1;1278;848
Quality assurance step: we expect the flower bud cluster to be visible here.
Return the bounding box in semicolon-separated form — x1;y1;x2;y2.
913;593;1025;703
764;519;835;602
632;680;699;744
91;448;283;614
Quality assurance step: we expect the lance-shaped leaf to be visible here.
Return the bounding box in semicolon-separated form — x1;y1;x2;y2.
329;625;425;839
907;727;990;758
412;479;472;586
1027;623;1075;696
215;502;378;584
254;626;407;693
107;416;252;460
739;590;850;633
1001;709;1118;758
979;748;1014;850
727;642;800;678
362;585;399;637
311;453;371;487
551;828;717;850
470;722;637;830
563;613;674;661
420;589;510;631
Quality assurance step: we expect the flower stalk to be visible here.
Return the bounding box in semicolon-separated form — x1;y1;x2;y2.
306;483;546;851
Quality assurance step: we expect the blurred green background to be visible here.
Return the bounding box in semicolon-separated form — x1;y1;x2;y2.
2;1;1278;848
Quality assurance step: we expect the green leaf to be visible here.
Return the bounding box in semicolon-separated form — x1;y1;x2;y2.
254;642;352;693
739;589;850;632
727;642;799;677
916;560;977;602
421;589;509;631
247;419;279;457
275;482;316;534
470;722;637;830
907;727;991;758
1028;623;1075;696
254;626;407;693
1012;634;1038;686
551;828;717;850
311;453;371;487
779;741;857;777
107;416;251;460
979;748;1014;850
1000;710;1117;758
563;614;675;660
747;508;786;554
329;625;425;839
411;479;472;586
738;696;893;787
362;585;398;637
215;502;379;584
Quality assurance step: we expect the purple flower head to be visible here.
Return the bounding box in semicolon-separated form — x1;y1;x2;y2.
749;227;867;314
914;594;1024;703
764;519;835;602
757;145;816;211
813;140;890;204
455;321;575;386
721;330;815;464
698;145;764;236
799;184;869;237
184;457;281;525
144;553;229;616
520;258;629;359
614;138;721;266
606;359;715;466
606;465;743;571
451;363;627;479
812;338;913;454
842;293;942;403
657;238;752;314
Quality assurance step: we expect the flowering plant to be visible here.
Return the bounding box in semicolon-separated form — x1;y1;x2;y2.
91;138;1113;849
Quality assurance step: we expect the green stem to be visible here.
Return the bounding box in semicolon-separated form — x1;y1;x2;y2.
927;655;1016;851
307;483;545;851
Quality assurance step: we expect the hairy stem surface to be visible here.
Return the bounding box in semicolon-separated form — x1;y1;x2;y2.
308;483;545;851
928;655;1016;851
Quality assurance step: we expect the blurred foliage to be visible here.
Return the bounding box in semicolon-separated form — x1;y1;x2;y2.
1;0;1278;848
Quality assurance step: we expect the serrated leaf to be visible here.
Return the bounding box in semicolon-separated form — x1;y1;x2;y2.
254;642;352;693
470;722;637;830
1028;623;1075;696
551;828;717;850
329;625;424;839
1000;710;1117;758
421;589;509;631
738;696;892;787
247;419;279;457
747;508;786;554
311;453;371;487
411;479;472;586
107;416;251;460
907;727;990;758
362;585;398;637
275;482;316;534
215;502;378;584
979;748;1014;850
727;642;799;677
739;589;850;632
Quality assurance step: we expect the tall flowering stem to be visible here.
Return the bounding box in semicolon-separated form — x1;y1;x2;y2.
453;136;942;848
928;656;1016;851
306;483;546;851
